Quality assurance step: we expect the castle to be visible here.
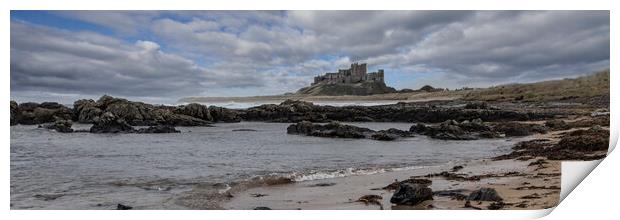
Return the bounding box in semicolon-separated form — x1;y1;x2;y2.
312;63;385;85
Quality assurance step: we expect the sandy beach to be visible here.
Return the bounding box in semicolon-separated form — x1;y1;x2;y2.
222;157;560;210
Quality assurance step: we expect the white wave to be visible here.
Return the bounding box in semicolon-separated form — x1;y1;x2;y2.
287;165;432;182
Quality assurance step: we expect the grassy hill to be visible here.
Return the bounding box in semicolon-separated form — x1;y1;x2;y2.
462;69;610;102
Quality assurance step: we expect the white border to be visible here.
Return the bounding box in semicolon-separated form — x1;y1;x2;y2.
2;1;617;220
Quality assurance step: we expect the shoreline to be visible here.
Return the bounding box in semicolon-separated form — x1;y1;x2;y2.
218;157;561;210
214;131;575;210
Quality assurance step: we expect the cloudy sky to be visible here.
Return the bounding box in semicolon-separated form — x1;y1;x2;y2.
10;11;609;104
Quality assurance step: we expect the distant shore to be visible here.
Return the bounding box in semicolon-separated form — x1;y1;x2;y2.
179;90;465;104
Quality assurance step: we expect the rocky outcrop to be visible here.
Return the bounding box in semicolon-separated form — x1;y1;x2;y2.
241;100;550;123
409;119;499;140
14;102;72;125
556;127;608;152
174;103;213;121
287;121;372;139
208;106;241;122
287;121;411;141
41;119;74;133
72;95;212;126
389;182;434;206
467;188;503;202
492;122;548;137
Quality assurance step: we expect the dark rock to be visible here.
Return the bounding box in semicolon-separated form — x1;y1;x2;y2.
34;194;64;201
174;103;213;121
209;106;241;122
73;99;101;123
253;207;271;210
545;119;569;130
409;120;480;140
241;100;549;124
371;132;398;141
309;182;336;187
556;127;609;152
232;129;258;132
493;122;548;137
357;195;384;209
287;121;372;139
467;188;503;202
90;112;136;133
389;182;433;206
41;119;74;133
487;201;506;210
15;102;72;125
10;101;18;126
451;165;464;172
137;125;180;133
116;204;133;210
433;189;468;200
383;178;432;190
464;102;489;109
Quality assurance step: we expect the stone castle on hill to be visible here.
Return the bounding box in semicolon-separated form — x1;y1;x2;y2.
312;63;385;85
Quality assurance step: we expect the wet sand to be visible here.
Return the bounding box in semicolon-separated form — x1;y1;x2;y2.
222;157;560;210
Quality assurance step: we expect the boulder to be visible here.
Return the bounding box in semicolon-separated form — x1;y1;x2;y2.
89;112;136;133
174;103;213;121
78;107;103;123
41;119;74;133
209;106;241;122
389;182;433;206
467;188;503;202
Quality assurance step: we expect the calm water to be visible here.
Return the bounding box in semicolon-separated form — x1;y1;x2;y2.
11;122;518;209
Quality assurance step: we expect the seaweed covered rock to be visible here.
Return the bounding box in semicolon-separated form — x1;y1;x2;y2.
389;182;433;206
467;188;503;202
174;103;213;121
556;127;609;152
287;121;372;139
15;102;72;125
208;106;241;122
41;119;74;133
492;122;548;137
89;112;136;133
409;119;489;140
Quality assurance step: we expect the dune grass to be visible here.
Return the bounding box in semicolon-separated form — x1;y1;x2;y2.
462;69;609;102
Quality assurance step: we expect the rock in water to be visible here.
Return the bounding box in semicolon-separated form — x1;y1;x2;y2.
253;207;271;210
389;183;433;206
467;188;503;202
90;112;136;133
137;125;180;133
116;204;133;210
42;119;74;133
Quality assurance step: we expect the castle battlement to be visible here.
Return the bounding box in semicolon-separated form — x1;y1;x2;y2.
312;63;385;85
